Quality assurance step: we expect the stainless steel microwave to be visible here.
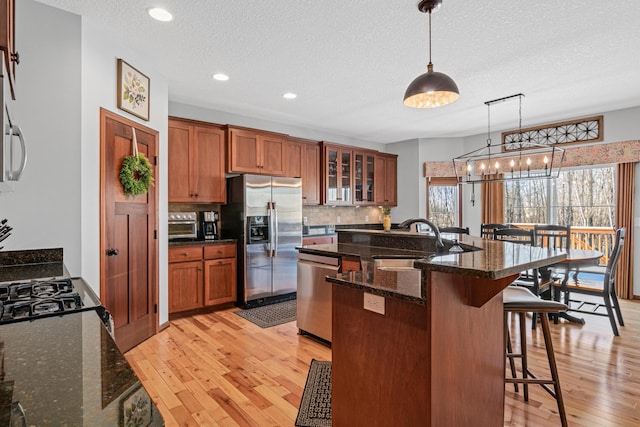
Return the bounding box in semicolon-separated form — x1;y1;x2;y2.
168;212;198;240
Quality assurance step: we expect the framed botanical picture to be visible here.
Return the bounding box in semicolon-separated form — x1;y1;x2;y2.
117;59;150;121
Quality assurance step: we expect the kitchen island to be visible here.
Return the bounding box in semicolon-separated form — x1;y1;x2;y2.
298;229;566;427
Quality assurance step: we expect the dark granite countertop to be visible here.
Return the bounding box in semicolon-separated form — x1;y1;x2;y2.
0;311;163;426
303;229;567;304
169;238;236;247
0;248;67;282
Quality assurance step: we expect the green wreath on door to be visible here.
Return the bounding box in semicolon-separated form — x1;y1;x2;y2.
119;127;154;197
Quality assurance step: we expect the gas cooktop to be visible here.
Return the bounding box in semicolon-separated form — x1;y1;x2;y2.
0;277;103;325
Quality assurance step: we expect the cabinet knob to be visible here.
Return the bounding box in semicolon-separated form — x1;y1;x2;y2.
183;252;188;256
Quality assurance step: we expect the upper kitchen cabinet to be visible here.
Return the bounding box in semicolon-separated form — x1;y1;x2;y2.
0;0;17;98
323;143;353;205
354;150;376;205
287;136;321;205
226;127;286;176
374;153;398;206
168;117;226;203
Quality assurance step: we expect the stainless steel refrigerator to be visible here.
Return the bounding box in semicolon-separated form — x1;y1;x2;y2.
221;174;302;308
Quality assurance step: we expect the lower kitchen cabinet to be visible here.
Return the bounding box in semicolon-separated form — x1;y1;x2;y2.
169;243;237;314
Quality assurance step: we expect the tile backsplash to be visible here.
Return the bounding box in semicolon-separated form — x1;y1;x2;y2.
302;206;385;226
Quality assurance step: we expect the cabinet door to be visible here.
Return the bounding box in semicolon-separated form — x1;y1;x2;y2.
203;258;237;306
374;155;386;205
384;156;397;206
339;149;352;204
261;134;285;176
365;154;376;203
354;151;375;204
168;261;203;313
284;140;302;178
325;146;340;204
302;143;321;205
228;129;261;173
168;121;193;202
193;126;226;203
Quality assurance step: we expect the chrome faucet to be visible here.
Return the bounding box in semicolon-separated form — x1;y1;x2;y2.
397;218;445;252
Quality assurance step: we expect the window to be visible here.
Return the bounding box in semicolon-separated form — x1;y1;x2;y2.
504;165;615;227
427;178;461;227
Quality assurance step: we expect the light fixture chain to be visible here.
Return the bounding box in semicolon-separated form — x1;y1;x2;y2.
428;10;432;64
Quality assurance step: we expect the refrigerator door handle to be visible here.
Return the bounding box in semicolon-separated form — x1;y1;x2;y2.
267;202;274;257
273;205;278;256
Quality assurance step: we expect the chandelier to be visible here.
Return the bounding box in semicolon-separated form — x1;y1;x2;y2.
452;94;565;184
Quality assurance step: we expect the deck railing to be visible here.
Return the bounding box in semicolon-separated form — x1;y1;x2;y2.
510;223;615;265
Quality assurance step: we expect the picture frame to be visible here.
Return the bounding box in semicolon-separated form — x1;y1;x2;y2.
120;384;153;427
117;59;150;121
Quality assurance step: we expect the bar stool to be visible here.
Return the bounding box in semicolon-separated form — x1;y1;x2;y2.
504;286;568;427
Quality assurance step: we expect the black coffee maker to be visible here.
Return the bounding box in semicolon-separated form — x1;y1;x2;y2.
199;211;219;240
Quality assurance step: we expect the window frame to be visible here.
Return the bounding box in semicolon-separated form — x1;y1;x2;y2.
426;177;463;227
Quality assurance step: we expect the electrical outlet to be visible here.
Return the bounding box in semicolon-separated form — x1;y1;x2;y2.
635;217;640;227
365;215;369;222
303;216;308;225
363;292;385;315
337;215;341;223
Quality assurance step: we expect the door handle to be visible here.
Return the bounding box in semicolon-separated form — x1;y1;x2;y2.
107;248;119;256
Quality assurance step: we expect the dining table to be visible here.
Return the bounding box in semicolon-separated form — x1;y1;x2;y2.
545;248;604;324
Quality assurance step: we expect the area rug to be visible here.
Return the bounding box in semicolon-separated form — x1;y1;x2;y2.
295;359;332;427
234;299;296;328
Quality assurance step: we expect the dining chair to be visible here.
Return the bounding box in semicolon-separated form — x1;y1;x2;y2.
481;223;509;239
534;224;571;250
553;227;625;335
503;286;568;427
439;226;469;235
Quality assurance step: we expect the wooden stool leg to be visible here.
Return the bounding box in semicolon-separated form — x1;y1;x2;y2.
540;313;568;427
519;312;529;401
505;312;519;392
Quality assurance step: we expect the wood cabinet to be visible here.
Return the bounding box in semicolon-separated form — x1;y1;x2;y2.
375;153;398;206
227;127;286;175
286;137;321;205
168;243;237;314
323;143;353;205
302;235;336;246
354;150;376;205
0;0;17;99
168;118;226;203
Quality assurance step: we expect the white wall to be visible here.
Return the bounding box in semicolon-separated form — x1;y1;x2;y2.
2;1;170;323
81;19;168;319
0;1;82;273
170;101;384;151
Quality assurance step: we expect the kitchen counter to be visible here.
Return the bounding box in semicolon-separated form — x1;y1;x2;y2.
0;311;163;426
299;229;566;304
168;238;236;247
0;248;163;426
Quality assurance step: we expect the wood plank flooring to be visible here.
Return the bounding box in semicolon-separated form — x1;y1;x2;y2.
126;300;640;426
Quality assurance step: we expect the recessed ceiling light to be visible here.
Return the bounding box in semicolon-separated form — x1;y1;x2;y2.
282;92;297;99
148;8;173;22
212;73;229;81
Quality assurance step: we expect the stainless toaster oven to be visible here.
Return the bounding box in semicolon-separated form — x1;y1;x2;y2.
168;211;198;240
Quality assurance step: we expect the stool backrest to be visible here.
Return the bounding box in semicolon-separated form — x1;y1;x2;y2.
439;226;470;235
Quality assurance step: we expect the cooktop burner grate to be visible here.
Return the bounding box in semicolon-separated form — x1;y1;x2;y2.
0;279;84;323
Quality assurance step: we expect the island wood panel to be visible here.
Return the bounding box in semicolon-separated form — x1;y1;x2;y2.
332;285;430;427
332;270;517;427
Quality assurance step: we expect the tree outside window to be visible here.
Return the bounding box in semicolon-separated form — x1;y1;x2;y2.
427;178;461;227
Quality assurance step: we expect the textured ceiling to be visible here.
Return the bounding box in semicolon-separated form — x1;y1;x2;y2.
34;0;640;143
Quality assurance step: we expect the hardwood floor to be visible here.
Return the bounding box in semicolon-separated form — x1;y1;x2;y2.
126;299;640;426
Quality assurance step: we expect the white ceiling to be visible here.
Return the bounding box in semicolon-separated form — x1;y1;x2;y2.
34;0;640;143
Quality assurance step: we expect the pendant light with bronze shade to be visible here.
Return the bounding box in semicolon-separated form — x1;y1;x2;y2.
403;0;459;108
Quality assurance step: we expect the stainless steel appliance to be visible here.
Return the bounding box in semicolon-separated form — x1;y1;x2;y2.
199;211;219;240
1;59;26;192
221;175;302;308
296;252;339;342
168;211;198;240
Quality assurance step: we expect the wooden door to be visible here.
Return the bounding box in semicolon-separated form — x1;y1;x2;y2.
193;126;225;202
302;143;321;205
228;129;260;173
167;120;192;202
260;134;285;175
203;258;237;306
100;109;158;352
169;260;203;312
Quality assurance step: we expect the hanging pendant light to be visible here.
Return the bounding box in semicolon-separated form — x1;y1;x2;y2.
403;0;459;108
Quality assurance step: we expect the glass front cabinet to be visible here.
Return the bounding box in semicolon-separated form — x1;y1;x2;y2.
323;144;353;205
354;151;376;204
